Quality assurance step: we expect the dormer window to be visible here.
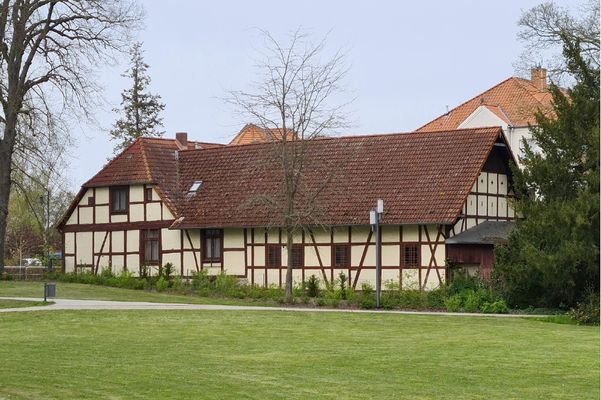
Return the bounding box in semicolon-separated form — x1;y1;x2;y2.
188;180;203;194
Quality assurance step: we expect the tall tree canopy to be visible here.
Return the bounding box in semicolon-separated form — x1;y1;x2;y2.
110;41;165;154
0;1;141;271
495;32;600;308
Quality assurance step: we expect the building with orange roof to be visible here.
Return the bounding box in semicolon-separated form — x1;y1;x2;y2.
416;67;554;167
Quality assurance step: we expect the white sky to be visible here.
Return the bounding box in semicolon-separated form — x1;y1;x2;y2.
66;0;574;190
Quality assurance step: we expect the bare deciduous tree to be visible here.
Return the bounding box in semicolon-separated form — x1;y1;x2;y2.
0;1;142;271
516;0;600;80
230;29;350;301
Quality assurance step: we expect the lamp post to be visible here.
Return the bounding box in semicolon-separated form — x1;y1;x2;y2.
370;199;384;308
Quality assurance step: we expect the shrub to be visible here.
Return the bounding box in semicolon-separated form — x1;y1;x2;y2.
305;275;320;298
115;269;137;289
463;290;482;313
398;290;425;310
480;299;509;314
444;294;462;312
191;270;213;291
337;272;348;300
214;272;240;296
359;282;376;309
425;288;447;310
155;276;169;292
162;263;174;281
568;291;600;325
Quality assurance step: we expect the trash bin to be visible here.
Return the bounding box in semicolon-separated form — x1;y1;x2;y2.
44;282;56;301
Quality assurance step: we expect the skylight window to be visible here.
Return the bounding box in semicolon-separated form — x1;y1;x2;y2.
188;180;203;193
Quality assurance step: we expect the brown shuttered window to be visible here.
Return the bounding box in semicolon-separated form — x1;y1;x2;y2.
266;244;281;268
402;244;419;267
142;229;160;265
202;229;223;263
110;186;128;214
333;244;350;268
144;187;153;202
291;244;304;268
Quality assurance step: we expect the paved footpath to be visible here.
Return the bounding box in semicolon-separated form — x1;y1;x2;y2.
0;297;546;317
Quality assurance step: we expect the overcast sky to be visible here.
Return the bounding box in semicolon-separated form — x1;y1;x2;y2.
66;0;574;190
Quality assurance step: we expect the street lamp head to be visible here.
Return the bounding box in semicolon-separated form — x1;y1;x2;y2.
369;209;377;226
377;199;384;214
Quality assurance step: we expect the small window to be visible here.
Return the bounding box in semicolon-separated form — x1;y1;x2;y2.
291;244;304;268
202;229;223;263
402;244;419;267
188;180;203;193
333;244;350;268
87;196;95;206
142;229;160;265
144;187;153;202
110;186;128;214
266;244;281;268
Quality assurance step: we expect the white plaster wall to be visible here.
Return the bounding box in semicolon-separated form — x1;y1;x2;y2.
162;229;181;251
75;232;93;265
224;228;244;248
130;204;144;222
146;203;161;221
224;251;245;275
402;226;419;242
127;230;139;252
112;231;124;253
96;206;109;224
96;187;109;204
65;232;75;254
130;185;144;202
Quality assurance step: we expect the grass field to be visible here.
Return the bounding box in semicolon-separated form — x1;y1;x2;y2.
0;281;278;306
0;299;50;309
0;309;598;399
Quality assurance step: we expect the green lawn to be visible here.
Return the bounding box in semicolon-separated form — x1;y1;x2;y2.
0;299;50;309
0;281;278;306
0;310;597;399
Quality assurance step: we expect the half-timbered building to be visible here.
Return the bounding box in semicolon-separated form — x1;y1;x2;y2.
58;126;516;289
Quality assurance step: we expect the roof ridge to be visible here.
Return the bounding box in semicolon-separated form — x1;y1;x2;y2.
139;139;153;183
180;126;502;154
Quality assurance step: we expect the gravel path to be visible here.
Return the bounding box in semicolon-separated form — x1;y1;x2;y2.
0;297;546;317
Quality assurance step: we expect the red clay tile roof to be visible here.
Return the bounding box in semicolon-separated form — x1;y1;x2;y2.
173;127;504;228
57;137;224;229
416;77;554;132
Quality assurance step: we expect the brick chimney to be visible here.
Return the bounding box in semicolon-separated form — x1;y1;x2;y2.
175;132;188;148
531;67;548;90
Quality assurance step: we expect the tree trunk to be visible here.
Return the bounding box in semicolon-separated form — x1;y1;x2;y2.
284;228;294;302
0;132;15;272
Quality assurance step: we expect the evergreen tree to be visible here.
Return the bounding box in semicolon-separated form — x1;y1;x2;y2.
495;33;600;308
110;42;165;154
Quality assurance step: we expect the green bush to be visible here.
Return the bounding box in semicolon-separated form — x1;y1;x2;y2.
155;276;169;292
214;272;240;296
305;275;320;298
359;283;376;309
191;270;213;291
444;294;462;312
398;290;425;310
337;272;348;300
480;299;509;314
425;288;447;309
162;263;174;281
463;290;482;312
568;291;600;325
